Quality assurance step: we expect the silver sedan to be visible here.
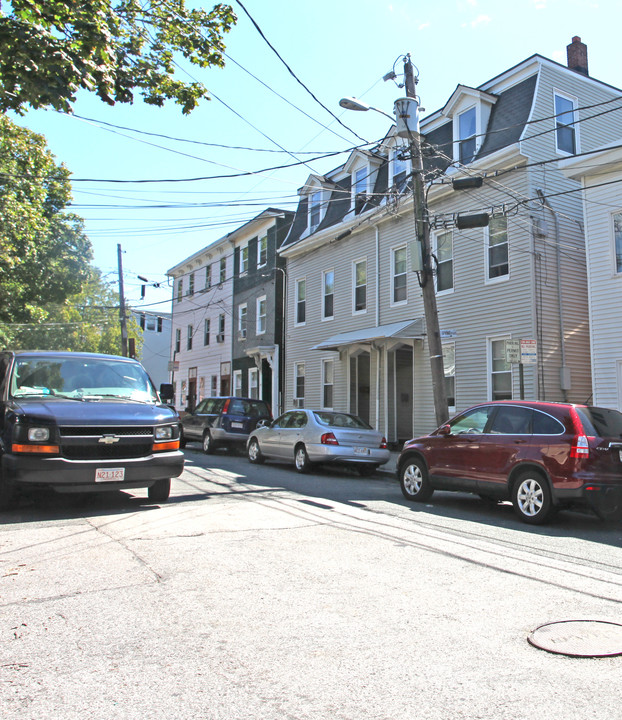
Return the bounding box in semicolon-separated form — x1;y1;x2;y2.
246;409;390;475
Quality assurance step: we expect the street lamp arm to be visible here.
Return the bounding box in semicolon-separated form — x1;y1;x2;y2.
339;97;395;122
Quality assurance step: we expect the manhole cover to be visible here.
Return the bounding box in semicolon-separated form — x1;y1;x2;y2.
528;620;622;657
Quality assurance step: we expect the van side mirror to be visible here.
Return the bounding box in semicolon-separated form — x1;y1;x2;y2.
159;383;174;402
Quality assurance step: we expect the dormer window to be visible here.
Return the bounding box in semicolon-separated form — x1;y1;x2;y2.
554;92;577;155
392;147;408;183
354;167;367;196
458;107;477;164
309;190;322;230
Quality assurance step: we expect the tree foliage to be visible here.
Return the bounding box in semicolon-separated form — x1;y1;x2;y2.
8;267;143;355
0;114;93;346
0;0;237;115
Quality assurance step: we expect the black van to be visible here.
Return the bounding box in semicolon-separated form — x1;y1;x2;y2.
0;350;184;509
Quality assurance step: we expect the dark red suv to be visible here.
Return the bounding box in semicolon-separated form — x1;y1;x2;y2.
397;401;622;524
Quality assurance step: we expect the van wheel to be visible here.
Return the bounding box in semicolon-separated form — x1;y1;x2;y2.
0;473;17;511
148;478;171;502
294;445;312;473
179;429;187;449
512;471;552;524
202;431;214;454
399;457;433;502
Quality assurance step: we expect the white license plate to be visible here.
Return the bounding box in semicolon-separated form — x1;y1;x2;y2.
354;447;370;456
95;468;125;483
231;422;244;429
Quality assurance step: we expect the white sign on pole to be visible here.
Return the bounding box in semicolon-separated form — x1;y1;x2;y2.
520;339;537;364
505;339;521;364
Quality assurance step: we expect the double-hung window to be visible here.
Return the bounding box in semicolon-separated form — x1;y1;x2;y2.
204;318;210;346
458;107;477;164
309;191;322;230
487;216;509;280
187;324;193;351
295;279;306;325
175;328;181;353
322;359;334;409
435;231;453;292
443;343;456;410
258;236;268;267
353;260;367;313
392;146;408;183
219;257;226;284
392;246;407;304
233;370;242;396
238;303;247;339
256;296;266;335
205;264;212;289
248;368;259;399
490;338;512;400
614;212;622;273
323;270;334;320
239;244;248;275
555;92;577;155
176;279;183;302
294;363;305;406
217;313;225;342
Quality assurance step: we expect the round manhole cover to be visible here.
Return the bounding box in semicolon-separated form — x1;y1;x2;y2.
528;620;622;657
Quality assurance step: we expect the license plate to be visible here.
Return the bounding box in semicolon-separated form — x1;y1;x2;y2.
619;450;622;463
354;447;370;456
231;422;244;429
95;468;125;483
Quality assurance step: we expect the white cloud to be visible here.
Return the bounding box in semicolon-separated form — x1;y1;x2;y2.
461;14;491;28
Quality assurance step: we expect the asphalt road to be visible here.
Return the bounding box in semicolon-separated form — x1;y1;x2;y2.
2;444;622;719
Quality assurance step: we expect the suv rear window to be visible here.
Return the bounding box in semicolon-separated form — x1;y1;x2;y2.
576;407;622;439
228;399;270;416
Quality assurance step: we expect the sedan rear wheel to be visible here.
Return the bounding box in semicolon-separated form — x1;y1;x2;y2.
399;457;433;502
247;438;264;464
512;471;552;524
294;445;312;474
202;431;214;454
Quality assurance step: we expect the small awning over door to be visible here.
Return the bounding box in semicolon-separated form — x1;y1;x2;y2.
312;318;425;352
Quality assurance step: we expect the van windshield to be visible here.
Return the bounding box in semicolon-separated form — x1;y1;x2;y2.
10;356;158;403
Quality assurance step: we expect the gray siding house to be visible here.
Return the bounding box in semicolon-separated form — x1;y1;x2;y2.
279;38;622;444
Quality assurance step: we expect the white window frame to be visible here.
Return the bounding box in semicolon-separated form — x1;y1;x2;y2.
457;106;477;165
294;362;305;406
309;189;322;231
248;367;259;399
322;269;334;321
188;272;195;297
352;166;368;210
258;235;268;268
390;143;409;185
353;258;367;314
175;328;181;353
443;342;456;413
391;245;408;306
239;243;249;275
322;359;334;410
204;318;210;346
187;324;193;351
488;336;513;401
219;256;226;284
256;295;267;335
211;375;218;397
612;211;622;275
554;90;579;156
176;279;183;303
233;370;243;396
238;303;247;339
434;230;454;294
205;264;212;290
485;215;509;283
295;278;306;326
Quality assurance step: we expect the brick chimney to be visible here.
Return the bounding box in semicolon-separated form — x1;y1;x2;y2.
567;36;588;76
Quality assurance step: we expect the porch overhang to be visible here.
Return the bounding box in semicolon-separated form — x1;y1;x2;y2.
312;318;425;352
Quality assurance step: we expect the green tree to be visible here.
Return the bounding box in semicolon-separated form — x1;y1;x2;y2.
0;0;236;115
8;267;144;355
0;114;92;345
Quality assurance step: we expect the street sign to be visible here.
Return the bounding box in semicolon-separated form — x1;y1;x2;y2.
521;339;538;364
505;339;521;364
168;361;180;371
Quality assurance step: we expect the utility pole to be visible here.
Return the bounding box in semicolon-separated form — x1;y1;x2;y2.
401;56;449;427
117;243;128;357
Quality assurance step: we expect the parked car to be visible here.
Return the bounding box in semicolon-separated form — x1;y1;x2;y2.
397;400;622;524
180;396;272;453
0;350;184;509
247;409;389;475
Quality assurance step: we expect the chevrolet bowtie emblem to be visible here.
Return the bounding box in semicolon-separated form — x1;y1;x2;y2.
99;434;120;444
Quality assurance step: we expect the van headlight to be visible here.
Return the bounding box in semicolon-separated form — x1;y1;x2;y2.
155;425;174;441
28;427;50;442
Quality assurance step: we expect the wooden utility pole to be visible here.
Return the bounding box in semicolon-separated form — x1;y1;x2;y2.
117;243;128;357
403;56;449;427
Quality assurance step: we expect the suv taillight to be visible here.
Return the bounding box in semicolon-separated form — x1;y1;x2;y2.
222;398;230;413
571;435;590;458
321;432;339;446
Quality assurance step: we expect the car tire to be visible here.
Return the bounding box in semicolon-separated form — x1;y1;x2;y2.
148;478;171;502
358;464;378;477
0;473;17;511
294;444;312;474
512;470;552;524
247;438;265;464
202;431;214;454
399;456;433;502
179;429;187;449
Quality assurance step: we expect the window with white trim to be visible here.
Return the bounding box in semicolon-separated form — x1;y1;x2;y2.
353;259;367;313
490;338;512;400
217;313;225;342
391;145;408;183
188;272;195;296
322;359;334;409
443;342;456;410
239;244;248;275
248;367;259;399
204;318;210;346
211;375;218;396
256;296;266;335
322;270;334;320
487;216;509;280
187;324;193;351
458;107;477;164
175;328;181;353
294;363;305;406
233;370;242;396
309;190;322;230
258;235;268;267
295;279;306;325
238;303;247;339
205;264;212;289
555;92;577;155
219;256;226;284
392;246;407;304
614;212;622;274
176;279;183;302
435;231;453;292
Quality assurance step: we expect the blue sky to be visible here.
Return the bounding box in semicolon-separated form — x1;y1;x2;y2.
13;0;622;311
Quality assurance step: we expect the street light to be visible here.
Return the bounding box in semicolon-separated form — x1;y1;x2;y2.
338;96;396;122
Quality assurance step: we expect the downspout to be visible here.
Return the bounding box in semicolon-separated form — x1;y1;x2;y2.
536;189;569;401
